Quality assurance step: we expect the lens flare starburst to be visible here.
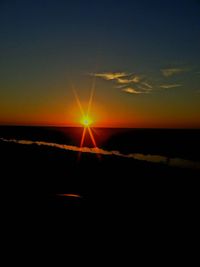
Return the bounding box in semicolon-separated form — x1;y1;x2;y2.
73;78;99;159
81;116;92;127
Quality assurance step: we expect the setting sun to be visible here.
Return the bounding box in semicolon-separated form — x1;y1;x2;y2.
81;116;92;127
73;86;98;151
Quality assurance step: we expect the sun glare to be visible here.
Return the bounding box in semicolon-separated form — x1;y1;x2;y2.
81;116;92;127
73;78;100;160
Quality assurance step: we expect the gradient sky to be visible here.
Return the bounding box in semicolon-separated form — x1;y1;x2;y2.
0;0;200;127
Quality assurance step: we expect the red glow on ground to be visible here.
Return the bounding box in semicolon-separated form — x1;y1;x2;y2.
57;194;81;198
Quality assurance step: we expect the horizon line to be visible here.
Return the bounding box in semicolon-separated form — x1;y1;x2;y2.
0;123;200;130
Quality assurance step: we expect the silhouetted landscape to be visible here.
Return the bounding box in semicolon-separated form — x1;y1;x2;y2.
1;126;199;229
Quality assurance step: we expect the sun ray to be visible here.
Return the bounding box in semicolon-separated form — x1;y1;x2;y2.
88;127;97;148
78;127;87;160
80;127;87;148
73;79;99;160
73;88;85;117
87;76;96;116
88;127;101;159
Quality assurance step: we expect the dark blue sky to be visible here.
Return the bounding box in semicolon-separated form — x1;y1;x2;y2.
0;0;200;127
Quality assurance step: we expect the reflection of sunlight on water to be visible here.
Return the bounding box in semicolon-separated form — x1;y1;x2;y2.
1;137;200;170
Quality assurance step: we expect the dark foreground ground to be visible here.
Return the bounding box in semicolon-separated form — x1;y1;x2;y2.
1;140;199;227
1;137;200;261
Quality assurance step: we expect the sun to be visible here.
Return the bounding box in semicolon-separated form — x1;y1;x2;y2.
73;78;99;154
81;116;92;127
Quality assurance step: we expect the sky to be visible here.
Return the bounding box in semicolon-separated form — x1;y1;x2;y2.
0;0;200;128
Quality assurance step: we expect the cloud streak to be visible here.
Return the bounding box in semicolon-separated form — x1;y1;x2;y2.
93;72;140;84
117;76;140;84
141;82;152;89
93;72;152;95
1;138;199;170
160;84;182;89
93;72;127;80
161;68;186;77
122;87;148;94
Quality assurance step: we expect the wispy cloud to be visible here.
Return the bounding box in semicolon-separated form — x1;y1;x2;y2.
93;72;140;84
93;72;127;80
141;82;152;89
161;68;186;77
1;138;199;169
117;76;140;84
160;84;182;89
93;71;152;94
92;66;191;95
122;87;147;94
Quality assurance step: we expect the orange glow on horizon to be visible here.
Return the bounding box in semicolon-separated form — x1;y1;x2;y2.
2;80;200;129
